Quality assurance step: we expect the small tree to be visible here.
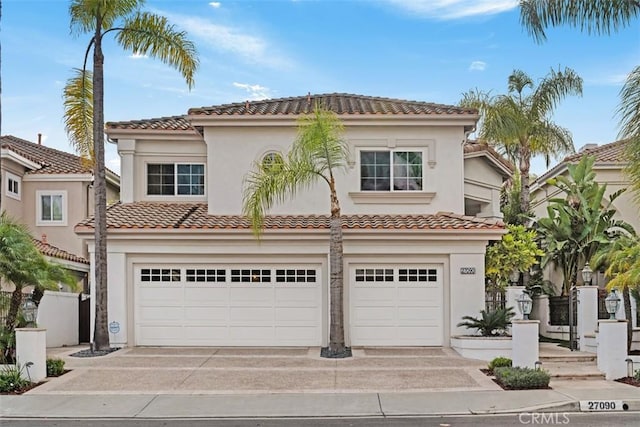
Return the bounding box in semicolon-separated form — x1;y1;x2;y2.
243;105;350;357
486;224;543;289
537;156;634;294
0;212;76;333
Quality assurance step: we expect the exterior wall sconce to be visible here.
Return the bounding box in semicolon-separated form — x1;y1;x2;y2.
605;289;621;320
581;263;593;285
20;293;38;324
516;291;533;320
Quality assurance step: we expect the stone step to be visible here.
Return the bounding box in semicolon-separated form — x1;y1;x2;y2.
539;355;596;363
539;361;604;380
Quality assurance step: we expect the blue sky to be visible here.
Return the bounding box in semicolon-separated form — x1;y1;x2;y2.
3;0;638;175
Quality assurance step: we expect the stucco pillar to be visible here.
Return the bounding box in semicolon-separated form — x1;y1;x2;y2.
511;320;539;369
117;139;136;203
505;286;526;320
15;328;47;382
578;286;598;351
597;320;627;380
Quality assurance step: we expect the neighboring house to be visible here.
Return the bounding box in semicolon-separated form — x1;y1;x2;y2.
1;135;120;289
531;139;638;288
76;93;507;348
463;140;513;219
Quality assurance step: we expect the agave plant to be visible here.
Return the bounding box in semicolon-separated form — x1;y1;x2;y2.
457;307;515;337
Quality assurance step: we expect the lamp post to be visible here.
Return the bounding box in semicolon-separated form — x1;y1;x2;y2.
516;291;533;320
605;290;621;320
20;294;38;325
581;263;593;285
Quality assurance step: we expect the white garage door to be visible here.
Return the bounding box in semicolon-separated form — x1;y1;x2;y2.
350;265;443;346
135;264;322;346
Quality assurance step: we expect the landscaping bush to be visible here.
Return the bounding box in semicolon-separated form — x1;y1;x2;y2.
0;364;30;393
494;366;550;389
634;369;640;382
488;356;512;373
46;358;65;377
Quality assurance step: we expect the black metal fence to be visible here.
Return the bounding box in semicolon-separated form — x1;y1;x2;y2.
485;289;506;312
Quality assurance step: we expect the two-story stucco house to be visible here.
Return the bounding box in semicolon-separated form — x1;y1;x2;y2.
1;135;120;288
76;93;508;348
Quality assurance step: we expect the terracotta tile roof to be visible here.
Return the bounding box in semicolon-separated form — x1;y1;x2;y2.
463;140;514;172
33;239;89;265
106;115;194;131
1;135;92;175
563;139;629;164
75;202;504;231
188;93;477;117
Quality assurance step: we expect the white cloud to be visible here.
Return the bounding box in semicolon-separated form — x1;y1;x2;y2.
156;11;293;69
232;82;273;100
469;61;486;71
385;0;518;19
209;2;221;8
129;52;148;59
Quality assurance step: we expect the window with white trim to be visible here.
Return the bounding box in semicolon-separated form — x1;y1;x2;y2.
36;191;67;226
5;172;21;200
360;151;423;191
147;163;205;196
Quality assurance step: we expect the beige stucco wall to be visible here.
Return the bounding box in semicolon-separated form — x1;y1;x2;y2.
463;156;505;218
1;158;26;218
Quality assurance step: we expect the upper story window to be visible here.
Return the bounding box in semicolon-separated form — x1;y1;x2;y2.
360;151;423;191
147;163;205;196
5;172;21;200
36;190;67;226
261;152;283;171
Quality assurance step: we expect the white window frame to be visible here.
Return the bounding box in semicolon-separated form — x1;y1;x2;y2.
36;190;67;226
146;162;206;197
359;149;425;192
5;172;21;201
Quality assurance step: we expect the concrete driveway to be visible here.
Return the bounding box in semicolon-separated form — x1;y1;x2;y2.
34;346;498;395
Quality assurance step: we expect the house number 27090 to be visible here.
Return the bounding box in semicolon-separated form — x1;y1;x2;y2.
460;267;476;275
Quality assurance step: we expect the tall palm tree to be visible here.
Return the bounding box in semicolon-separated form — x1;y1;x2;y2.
519;0;640;200
460;68;583;215
243;106;350;357
63;0;198;350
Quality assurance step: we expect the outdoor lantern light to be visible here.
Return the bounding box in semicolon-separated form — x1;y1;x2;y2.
581;263;593;285
605;289;621;320
509;270;520;286
21;295;37;324
516;291;533;320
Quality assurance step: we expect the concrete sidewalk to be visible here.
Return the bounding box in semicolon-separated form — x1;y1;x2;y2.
1;345;639;419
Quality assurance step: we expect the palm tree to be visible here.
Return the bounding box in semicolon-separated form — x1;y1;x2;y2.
592;234;640;353
63;0;198;350
243;106;350;357
0;211;76;334
460;68;583;215
519;0;640;201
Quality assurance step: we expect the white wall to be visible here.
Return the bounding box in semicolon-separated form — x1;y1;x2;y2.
37;291;79;347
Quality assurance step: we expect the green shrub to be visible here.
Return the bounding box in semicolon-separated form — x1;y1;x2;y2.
0;364;30;393
634;369;640;381
494;366;550;389
457;307;515;336
46;358;66;377
488;357;512;372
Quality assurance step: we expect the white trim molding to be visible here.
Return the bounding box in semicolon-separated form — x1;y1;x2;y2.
348;191;436;204
5;171;21;201
35;190;68;227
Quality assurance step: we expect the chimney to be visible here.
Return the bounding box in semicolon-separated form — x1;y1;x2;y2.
38;133;42;145
307;92;311;103
245;100;250;111
41;234;47;244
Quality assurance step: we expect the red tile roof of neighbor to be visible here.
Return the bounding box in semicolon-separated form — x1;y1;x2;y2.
75;202;504;231
563;139;629;164
33;239;89;265
106;93;478;130
1;135;118;177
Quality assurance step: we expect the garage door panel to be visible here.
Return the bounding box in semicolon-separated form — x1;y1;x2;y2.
135;264;321;346
139;306;182;321
350;265;443;346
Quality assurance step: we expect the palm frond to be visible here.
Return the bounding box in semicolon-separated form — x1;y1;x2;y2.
519;0;640;43
531;67;583;118
63;68;94;163
70;0;142;34
508;69;533;94
618;65;640;139
117;11;199;88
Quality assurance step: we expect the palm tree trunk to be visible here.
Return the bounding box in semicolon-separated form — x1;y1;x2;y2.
4;287;23;333
328;179;346;355
623;286;633;354
519;147;532;217
92;16;110;351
